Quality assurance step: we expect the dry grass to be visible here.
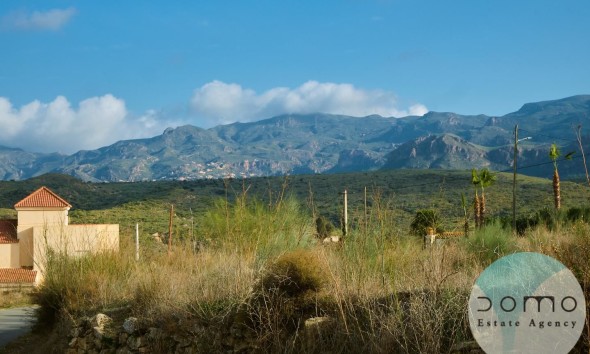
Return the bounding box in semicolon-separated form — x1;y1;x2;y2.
29;193;590;353
0;290;34;309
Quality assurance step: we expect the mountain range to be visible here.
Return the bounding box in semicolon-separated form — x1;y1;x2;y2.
1;95;589;182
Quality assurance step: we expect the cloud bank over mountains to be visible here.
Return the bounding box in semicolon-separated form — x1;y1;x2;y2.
0;95;162;154
191;81;428;127
0;81;427;153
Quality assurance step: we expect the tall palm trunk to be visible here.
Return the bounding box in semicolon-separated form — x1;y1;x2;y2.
553;168;561;210
474;190;481;228
480;191;486;227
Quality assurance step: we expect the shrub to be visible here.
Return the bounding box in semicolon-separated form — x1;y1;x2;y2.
465;222;516;265
566;207;590;223
259;249;328;298
315;215;335;238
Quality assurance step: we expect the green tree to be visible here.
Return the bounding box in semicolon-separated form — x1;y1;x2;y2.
478;168;497;226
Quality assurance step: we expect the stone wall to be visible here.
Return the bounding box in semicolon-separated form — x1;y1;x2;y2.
65;312;334;353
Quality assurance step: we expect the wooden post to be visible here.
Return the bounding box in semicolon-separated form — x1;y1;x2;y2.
135;223;139;261
343;190;348;237
512;125;518;233
575;125;590;189
364;186;368;236
168;204;174;256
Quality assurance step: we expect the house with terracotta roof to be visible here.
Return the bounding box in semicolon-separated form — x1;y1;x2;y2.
0;186;119;286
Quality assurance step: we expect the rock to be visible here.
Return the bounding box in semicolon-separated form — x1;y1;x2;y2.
91;314;112;329
173;334;192;348
127;335;144;350
122;317;138;334
146;327;163;340
118;332;129;345
94;326;106;340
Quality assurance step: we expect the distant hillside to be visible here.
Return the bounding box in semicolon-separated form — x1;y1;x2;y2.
1;171;588;237
0;95;589;182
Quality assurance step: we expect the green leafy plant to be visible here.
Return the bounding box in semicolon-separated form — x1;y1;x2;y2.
410;209;442;236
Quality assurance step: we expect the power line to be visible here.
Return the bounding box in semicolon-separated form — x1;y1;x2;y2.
381;154;585;192
518;128;579;144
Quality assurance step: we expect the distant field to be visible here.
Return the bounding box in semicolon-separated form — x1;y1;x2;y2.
0;170;588;239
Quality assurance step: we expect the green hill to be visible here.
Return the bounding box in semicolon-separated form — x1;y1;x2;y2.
1;171;587;238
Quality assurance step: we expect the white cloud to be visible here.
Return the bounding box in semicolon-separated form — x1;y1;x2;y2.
190;81;428;127
0;95;168;153
1;7;76;31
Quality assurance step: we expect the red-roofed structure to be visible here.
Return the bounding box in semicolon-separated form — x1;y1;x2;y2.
14;186;72;209
1;186;119;285
0;268;37;284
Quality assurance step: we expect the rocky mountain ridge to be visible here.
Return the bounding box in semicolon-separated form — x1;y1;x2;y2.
1;95;589;181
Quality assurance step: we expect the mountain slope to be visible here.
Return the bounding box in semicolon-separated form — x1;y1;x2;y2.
0;95;589;181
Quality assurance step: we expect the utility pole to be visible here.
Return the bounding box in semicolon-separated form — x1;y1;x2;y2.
168;204;174;256
512;125;518;233
364;186;368;236
343;190;348;237
135;223;139;261
575;125;590;189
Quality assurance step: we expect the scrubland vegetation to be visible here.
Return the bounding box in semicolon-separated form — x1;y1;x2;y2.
28;181;590;353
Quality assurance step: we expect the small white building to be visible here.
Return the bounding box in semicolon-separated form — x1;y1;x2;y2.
0;186;119;286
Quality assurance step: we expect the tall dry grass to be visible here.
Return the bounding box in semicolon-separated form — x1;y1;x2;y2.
32;191;590;353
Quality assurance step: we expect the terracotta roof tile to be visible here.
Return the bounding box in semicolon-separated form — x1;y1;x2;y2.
0;220;17;244
0;268;37;284
14;186;71;209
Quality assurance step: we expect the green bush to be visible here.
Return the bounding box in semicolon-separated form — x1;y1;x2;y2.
199;196;313;258
465;222;516;265
315;215;335;238
566;207;590;223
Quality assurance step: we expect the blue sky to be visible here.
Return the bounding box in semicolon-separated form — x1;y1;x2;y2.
1;0;589;153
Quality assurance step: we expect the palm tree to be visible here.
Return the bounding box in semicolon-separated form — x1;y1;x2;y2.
461;193;469;237
478;168;497;226
549;143;561;210
549;143;575;211
471;169;481;228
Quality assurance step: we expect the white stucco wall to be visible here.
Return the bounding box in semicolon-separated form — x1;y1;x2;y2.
31;224;119;274
16;208;69;231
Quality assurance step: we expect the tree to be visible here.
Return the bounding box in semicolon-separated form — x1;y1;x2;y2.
471;169;481;228
549;143;574;211
549;143;561;210
478;168;497;226
461;193;469;237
